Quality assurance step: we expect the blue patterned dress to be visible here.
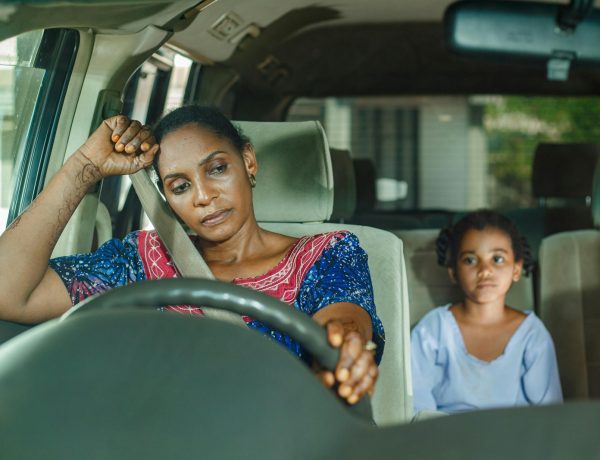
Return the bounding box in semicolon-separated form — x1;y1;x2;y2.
50;230;385;362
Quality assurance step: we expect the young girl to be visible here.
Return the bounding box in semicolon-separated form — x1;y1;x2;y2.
411;210;562;414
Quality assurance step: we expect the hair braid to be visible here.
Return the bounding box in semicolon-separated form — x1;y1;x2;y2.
436;227;452;267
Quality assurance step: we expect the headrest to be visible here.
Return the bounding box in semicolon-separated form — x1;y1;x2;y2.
532;143;600;199
353;158;377;213
236;121;333;223
594;160;600;227
329;148;356;221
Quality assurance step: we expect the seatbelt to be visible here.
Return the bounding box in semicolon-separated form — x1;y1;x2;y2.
130;168;246;327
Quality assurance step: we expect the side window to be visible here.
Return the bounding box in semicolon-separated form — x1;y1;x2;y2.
0;29;78;233
100;47;197;238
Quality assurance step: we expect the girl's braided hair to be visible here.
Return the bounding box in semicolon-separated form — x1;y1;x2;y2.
435;210;534;276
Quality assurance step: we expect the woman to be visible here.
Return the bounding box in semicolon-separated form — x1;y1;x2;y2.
0;106;384;405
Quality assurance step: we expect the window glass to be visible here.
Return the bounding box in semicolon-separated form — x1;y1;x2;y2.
0;30;45;232
103;46;197;237
287;96;600;211
164;53;192;113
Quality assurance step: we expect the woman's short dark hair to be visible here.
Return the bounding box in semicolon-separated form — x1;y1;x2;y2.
152;106;250;187
435;209;534;276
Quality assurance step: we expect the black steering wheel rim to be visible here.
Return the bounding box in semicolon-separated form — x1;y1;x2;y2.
62;278;374;419
63;278;341;370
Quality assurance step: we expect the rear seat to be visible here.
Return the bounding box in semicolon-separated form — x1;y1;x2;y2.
329;148;356;223
538;159;600;400
349;158;453;230
395;229;535;327
533;143;599;236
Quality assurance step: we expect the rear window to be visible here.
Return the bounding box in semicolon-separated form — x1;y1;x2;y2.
287;96;600;211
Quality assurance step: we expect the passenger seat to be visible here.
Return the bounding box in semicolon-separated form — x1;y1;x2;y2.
538;159;600;400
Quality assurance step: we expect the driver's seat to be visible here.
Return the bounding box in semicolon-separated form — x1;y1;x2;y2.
238;120;412;426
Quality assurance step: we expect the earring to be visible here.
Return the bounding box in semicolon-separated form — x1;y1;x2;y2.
249;174;256;188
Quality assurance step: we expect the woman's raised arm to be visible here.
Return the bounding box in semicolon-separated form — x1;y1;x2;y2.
0;116;158;323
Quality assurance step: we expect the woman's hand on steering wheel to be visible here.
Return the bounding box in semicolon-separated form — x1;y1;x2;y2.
317;320;379;405
76;115;159;181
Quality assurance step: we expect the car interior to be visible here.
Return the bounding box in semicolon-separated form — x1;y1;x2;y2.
1;0;600;457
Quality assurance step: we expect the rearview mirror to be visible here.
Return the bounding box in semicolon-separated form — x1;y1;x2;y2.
444;0;600;80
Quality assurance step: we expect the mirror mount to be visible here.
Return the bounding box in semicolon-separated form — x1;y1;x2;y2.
445;0;600;82
558;0;594;32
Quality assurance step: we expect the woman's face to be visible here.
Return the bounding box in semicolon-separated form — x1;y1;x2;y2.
157;123;257;243
449;226;523;305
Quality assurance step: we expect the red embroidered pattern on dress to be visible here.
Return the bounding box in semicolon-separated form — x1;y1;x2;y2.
138;230;202;315
137;229;348;319
234;231;348;304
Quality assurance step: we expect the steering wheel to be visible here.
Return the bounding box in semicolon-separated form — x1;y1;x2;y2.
62;278;373;419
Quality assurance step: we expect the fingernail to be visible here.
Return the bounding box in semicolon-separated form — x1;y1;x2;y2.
112;134;120;142
338;384;352;398
141;142;150;151
116;143;124;151
347;394;359;405
337;368;349;382
125;145;135;153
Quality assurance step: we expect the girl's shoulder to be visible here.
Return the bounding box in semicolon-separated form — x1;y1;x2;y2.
416;304;452;324
519;311;554;344
412;304;453;336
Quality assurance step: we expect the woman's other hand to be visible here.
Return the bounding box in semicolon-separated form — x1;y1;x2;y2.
315;314;379;405
76;115;159;180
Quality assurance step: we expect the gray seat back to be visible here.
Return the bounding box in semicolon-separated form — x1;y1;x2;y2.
329;148;356;222
539;230;600;400
538;160;600;399
395;229;535;327
238;121;412;426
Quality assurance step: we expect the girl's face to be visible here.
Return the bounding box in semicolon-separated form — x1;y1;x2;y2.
157;123;257;243
449;226;523;305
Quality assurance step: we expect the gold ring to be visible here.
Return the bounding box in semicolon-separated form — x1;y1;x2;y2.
364;340;377;351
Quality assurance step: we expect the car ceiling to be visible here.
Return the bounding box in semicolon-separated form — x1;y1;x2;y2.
169;0;600;97
4;0;600;97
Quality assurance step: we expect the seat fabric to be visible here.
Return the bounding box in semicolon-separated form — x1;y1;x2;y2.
539;159;600;400
539;230;600;400
238;120;333;223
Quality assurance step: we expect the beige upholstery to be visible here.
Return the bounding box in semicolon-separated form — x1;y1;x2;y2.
538;159;600;400
539;230;600;400
238;120;412;426
395;229;535;327
329;148;357;222
237;121;333;223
